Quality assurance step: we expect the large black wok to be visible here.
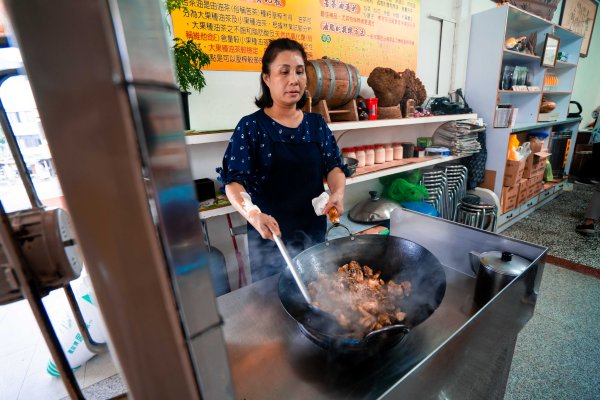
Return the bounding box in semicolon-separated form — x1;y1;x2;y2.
278;235;446;353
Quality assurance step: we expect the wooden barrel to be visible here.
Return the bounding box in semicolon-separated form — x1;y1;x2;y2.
306;58;361;108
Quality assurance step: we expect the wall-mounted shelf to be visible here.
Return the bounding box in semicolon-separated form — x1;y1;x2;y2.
466;4;582;205
338;155;467;186
503;49;540;62
185;130;236;145
553;61;577;69
498;90;541;94
326;114;477;132
511;117;581;133
199;205;235;219
199;155;468;219
185;113;478;145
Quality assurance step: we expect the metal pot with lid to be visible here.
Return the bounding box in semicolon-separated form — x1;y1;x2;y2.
469;250;530;305
348;191;401;223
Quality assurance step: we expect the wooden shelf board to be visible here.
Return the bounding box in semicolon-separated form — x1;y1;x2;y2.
511;117;581;133
199;204;235;219
498;90;541;94
333;155;468;186
185;130;234;145
506;4;553;31
542;91;571;95
199;155;469;219
185;113;478;144
325;114;478;132
554;61;577;69
503;49;541;61
553;25;584;42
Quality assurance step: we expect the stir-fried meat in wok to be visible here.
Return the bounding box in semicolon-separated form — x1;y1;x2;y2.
308;260;412;337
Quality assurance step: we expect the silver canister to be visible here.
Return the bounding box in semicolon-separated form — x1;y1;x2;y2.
469;250;530;305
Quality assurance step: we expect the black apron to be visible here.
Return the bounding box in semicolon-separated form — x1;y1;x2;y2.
247;127;326;282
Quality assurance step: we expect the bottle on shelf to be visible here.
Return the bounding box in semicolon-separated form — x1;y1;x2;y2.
374;144;386;164
342;147;356;159
393;143;404;160
384;143;394;162
365;145;375;166
355;146;366;167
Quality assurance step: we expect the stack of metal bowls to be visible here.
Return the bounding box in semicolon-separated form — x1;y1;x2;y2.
421;164;468;220
421;168;448;219
454;194;497;232
445;165;468;221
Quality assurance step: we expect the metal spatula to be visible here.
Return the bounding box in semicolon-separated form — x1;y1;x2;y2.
272;234;348;334
272;234;312;304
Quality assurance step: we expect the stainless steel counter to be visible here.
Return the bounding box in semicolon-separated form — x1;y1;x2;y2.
217;210;547;399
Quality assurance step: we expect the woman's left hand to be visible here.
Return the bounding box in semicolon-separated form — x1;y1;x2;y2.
323;191;344;216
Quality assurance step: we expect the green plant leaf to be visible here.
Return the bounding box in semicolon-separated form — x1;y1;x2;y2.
165;0;188;14
166;1;209;92
173;38;211;93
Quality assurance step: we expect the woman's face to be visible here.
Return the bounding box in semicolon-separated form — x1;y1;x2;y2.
263;50;306;107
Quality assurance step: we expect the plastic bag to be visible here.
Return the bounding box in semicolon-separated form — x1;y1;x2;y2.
384;178;429;203
401;201;440;217
379;169;422;187
46;271;107;377
508;135;522;160
544;160;554;182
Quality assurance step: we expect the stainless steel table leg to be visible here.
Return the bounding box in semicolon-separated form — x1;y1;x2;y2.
200;219;212;253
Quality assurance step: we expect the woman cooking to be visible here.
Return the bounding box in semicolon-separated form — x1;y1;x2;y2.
217;38;346;282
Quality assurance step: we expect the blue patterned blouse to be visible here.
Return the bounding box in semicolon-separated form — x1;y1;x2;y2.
217;109;343;196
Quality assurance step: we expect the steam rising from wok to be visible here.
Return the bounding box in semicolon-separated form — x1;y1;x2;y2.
309;261;412;338
278;235;447;352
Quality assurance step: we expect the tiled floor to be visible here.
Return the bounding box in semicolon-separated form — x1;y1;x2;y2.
505;263;600;400
1;262;599;399
0;289;118;400
502;183;600;269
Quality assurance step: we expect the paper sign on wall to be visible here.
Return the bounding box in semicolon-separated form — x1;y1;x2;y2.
171;0;420;75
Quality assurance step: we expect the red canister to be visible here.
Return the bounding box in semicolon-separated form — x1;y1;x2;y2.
365;98;378;120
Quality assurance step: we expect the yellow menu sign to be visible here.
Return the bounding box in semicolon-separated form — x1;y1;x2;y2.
171;0;420;75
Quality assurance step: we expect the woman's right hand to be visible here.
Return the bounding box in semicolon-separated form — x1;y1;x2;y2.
247;212;281;240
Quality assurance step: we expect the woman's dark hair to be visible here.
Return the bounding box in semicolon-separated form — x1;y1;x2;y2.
255;38;308;109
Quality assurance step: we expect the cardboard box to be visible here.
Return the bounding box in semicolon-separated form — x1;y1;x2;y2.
528;174;542;186
522;154;535;178
503;158;526;187
517;178;529;205
532;160;546;176
528;179;543;197
501;184;519;213
531;170;545;183
535;180;544;195
534;151;550;163
502;198;517;214
529;140;543;154
523;151;550;178
481;170;497;192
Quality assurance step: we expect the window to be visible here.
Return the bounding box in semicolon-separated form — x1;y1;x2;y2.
0;73;63;212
